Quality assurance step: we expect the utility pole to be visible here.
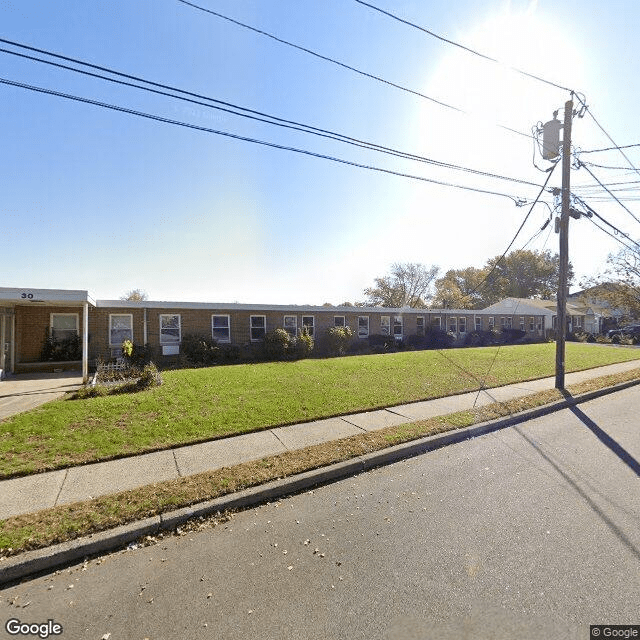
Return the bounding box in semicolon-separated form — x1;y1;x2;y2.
555;98;573;390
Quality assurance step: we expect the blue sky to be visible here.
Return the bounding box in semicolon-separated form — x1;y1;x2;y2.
2;0;639;304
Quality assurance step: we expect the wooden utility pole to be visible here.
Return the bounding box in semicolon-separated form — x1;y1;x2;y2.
555;99;573;390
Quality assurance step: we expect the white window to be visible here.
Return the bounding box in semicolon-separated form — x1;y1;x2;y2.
536;317;543;331
529;317;535;332
380;316;390;335
475;316;482;331
160;314;181;344
284;315;297;337
358;316;369;338
500;317;506;328
575;316;582;328
519;317;525;331
506;317;513;329
488;316;495;329
416;316;424;336
250;315;266;341
109;314;133;346
334;316;345;327
212;315;230;342
448;317;457;333
431;316;442;329
51;313;79;341
302;316;314;337
393;316;403;337
458;317;466;333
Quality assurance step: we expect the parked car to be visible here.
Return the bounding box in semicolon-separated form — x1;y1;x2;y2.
607;324;640;342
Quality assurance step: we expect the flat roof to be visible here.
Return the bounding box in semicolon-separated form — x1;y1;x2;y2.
0;287;95;306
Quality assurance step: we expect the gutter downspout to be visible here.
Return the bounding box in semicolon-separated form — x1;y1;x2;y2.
143;307;148;346
11;313;15;375
82;302;89;383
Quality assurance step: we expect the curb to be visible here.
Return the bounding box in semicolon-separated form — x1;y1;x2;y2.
1;377;639;587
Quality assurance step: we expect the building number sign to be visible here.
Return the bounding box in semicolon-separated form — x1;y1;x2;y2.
21;293;34;299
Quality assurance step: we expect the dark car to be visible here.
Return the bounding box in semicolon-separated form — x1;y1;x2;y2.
607;324;640;342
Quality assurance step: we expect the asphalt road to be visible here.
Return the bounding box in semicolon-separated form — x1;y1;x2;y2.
2;386;639;640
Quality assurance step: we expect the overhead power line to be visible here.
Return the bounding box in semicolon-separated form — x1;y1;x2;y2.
577;161;640;226
580;143;640;154
0;40;544;190
175;0;532;140
0;75;530;204
353;0;574;94
584;109;640;179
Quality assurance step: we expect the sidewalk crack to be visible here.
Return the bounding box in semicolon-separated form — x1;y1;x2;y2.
172;450;182;477
270;429;289;450
53;468;69;506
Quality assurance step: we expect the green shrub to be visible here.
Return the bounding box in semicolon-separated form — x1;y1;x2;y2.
40;328;82;362
368;334;398;353
324;326;354;357
292;328;314;359
181;335;219;366
262;328;292;361
136;363;162;389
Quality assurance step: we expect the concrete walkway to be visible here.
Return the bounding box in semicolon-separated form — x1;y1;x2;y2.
1;360;639;521
0;372;83;420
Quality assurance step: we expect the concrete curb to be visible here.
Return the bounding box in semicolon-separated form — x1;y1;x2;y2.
2;377;639;587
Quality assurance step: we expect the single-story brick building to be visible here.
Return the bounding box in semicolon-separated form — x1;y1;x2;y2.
1;287;562;381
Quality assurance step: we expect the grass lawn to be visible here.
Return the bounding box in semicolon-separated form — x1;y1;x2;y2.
1;342;639;478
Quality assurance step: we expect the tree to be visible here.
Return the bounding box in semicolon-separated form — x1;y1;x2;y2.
433;267;488;309
481;249;572;304
363;263;440;308
120;289;148;302
580;242;640;320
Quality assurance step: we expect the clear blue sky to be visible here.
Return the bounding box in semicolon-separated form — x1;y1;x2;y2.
2;0;639;304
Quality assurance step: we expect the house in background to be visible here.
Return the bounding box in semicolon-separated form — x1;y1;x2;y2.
480;297;594;335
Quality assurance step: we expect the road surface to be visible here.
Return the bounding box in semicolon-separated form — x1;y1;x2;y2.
2;386;639;639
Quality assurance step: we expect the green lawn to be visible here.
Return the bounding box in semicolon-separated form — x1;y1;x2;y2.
1;342;639;478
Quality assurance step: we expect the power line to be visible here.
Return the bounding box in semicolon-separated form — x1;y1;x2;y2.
584;109;640;179
573;196;640;250
0;41;544;191
175;0;533;141
0;75;529;203
580;143;640;154
577;161;640;225
586;215;640;254
463;163;559;300
353;0;574;95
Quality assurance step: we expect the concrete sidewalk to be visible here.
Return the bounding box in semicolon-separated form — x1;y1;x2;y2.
1;360;639;522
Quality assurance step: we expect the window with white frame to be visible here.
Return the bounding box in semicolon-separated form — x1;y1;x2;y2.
51;313;79;341
458;317;467;333
575;316;582;328
529;317;535;332
212;315;231;342
488;316;495;329
302;316;314;337
284;315;297;337
432;316;442;329
380;316;390;335
358;316;369;338
448;317;457;333
500;317;506;328
416;316;424;336
519;317;525;331
475;316;482;331
536;317;543;331
160;314;181;344
334;316;345;327
109;314;133;346
506;317;513;329
393;316;403;337
250;315;266;341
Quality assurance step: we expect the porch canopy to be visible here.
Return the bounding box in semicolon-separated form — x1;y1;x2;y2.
0;287;95;382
